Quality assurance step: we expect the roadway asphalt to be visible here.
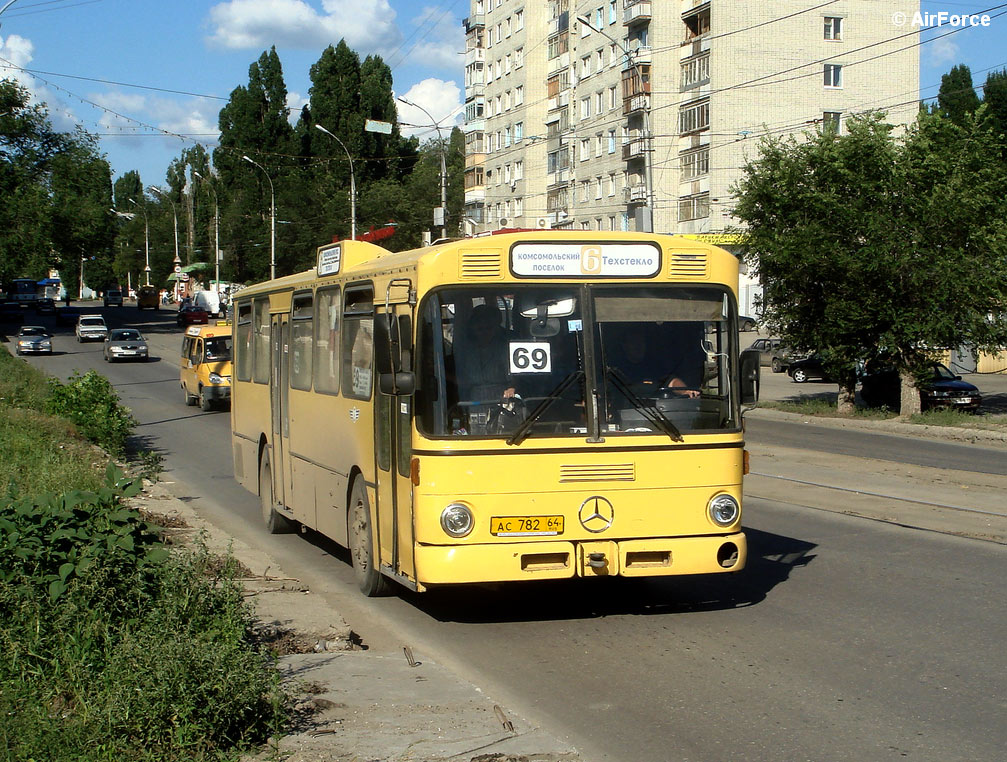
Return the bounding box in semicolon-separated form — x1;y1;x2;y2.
5;305;1006;762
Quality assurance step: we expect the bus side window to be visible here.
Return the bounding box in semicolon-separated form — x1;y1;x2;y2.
313;286;340;394
235;302;253;382
341;285;374;401
193;339;204;366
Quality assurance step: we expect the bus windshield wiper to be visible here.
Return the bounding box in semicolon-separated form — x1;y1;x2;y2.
506;370;584;446
605;367;684;443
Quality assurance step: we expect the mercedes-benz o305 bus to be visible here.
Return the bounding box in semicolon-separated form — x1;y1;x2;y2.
230;232;759;596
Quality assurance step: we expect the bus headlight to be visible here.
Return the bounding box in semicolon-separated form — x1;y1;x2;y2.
209;373;224;384
440;503;474;538
708;494;740;527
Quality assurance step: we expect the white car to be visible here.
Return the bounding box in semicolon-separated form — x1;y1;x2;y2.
76;314;109;342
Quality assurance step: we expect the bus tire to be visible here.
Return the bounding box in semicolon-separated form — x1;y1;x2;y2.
199;386;213;411
348;478;391;597
183;385;197;406
259;450;295;534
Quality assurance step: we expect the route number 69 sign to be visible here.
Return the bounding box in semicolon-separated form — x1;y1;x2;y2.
509;342;552;373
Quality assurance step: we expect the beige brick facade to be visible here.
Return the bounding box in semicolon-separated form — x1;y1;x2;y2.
463;1;919;236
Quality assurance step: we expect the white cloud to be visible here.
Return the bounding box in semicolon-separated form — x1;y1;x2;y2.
286;90;308;124
206;0;401;54
926;35;960;66
396;78;462;139
394;5;464;71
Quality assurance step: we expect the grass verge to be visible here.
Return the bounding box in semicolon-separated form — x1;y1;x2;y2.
759;398;1007;432
0;349;288;760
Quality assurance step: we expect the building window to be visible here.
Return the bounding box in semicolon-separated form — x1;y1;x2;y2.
515;161;523;180
515;10;523;31
595;177;603;199
580;138;591;162
609;1;617;25
581;96;592;119
595;133;603;157
608;172;616;196
684;8;710;40
823;111;842;134
515;122;523;141
515;47;523;67
581;55;592;78
580;180;589;202
681;54;710;90
609;85;618;110
515;86;524;105
680;148;709;179
515;197;523;216
678;193;710;221
679;99;710;134
824;63;842;88
608;129;616;153
548;33;568;60
824;16;843;40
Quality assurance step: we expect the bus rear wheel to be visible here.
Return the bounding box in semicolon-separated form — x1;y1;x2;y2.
259;451;295;534
348;478;391;597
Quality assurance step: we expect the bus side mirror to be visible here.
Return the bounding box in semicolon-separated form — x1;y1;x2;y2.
740;348;760;405
374;313;397;375
380;371;415;396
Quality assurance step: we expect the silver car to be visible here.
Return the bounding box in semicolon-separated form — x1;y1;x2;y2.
15;325;53;355
76;314;108;342
103;328;149;362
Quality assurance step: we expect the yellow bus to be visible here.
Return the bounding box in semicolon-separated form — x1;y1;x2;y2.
230;232;759;596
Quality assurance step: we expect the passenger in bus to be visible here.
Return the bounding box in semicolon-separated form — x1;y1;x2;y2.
612;328;700;398
453;303;517;402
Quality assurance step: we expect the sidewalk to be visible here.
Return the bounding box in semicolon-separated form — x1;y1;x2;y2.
133;482;583;762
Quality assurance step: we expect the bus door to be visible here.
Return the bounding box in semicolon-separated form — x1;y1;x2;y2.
269;313;291;511
374;288;416;582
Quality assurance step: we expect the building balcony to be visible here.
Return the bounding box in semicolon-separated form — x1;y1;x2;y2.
623;1;652;26
622;138;646;161
622;183;648;203
623;93;650;115
623;44;652;69
547;91;570;111
463;118;485;133
465;83;485;100
465;47;485;66
547;169;571;188
548;52;571;76
463;13;485;31
465;187;486;204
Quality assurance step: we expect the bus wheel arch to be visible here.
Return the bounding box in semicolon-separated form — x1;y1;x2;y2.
347;474;391;597
258;441;295;534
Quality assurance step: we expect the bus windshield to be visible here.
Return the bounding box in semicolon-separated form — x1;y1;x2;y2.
416;284;739;440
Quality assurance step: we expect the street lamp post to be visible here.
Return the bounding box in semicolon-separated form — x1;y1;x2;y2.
314;124;357;240
148;184;181;268
397;97;449;240
242;155;276;280
192;170;220;293
127;198;151;285
577;16;654;233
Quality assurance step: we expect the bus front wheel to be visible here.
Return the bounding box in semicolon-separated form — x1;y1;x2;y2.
259;451;295;534
348;478;391;597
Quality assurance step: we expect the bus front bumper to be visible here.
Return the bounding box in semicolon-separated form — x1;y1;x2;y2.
414;532;746;585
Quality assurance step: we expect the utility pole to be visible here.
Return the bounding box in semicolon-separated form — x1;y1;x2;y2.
397;97;449;240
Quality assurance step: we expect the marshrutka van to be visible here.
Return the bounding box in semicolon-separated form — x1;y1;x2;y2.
181;323;233;411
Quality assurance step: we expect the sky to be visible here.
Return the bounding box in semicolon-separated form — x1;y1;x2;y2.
0;0;1004;188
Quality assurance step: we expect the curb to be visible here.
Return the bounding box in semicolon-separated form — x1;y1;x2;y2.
745;406;1007;447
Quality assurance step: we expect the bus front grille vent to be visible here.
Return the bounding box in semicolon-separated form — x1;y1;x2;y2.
559;463;636;482
669;251;709;280
460;251;503;279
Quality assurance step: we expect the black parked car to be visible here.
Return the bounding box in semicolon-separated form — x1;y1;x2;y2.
860;362;982;413
787;354;831;383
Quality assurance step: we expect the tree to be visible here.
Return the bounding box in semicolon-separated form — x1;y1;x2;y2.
982;68;1007;158
732;111;1007;416
937;64;980;125
49;131;115;296
0;79;64;285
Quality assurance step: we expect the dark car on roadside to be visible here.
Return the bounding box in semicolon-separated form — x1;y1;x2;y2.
34;297;56;314
860;362;982;413
787;354;831;383
0;301;23;326
176;303;209;327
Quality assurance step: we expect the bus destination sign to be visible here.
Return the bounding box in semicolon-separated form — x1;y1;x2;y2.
317;243;342;276
510;242;660;278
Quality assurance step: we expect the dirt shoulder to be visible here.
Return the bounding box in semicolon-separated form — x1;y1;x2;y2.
132;481;583;762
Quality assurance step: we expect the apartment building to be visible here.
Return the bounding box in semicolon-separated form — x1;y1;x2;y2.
462;1;919;235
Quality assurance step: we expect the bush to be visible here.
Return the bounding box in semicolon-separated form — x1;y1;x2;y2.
0;471;286;761
44;370;137;457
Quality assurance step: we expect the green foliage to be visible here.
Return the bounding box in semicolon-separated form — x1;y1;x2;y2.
937;64;981;125
0;479;285;760
732;110;1007;412
44;370;138;457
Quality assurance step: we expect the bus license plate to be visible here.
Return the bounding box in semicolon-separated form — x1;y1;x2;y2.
490;515;564;537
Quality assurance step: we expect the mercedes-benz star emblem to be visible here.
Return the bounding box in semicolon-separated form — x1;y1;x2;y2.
578;496;614;533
